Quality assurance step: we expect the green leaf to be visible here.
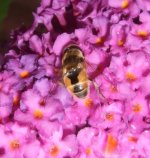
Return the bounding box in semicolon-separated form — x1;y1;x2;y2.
0;0;12;23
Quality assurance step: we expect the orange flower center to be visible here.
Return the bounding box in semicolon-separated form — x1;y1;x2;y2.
110;85;118;92
84;98;93;108
132;103;142;113
13;95;20;106
10;140;20;150
85;148;92;155
96;37;104;44
105;134;118;154
117;40;124;46
128;136;138;143
105;113;114;121
137;30;148;38
19;71;30;78
50;146;60;156
33;109;43;119
121;0;129;9
126;72;136;81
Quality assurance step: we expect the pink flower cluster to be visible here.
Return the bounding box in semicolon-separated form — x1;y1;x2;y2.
1;0;150;157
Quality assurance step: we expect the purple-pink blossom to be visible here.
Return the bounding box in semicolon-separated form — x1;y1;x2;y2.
0;0;150;157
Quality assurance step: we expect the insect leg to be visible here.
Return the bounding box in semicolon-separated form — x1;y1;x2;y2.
90;80;109;104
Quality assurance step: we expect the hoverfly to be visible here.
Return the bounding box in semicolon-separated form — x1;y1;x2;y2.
62;45;88;98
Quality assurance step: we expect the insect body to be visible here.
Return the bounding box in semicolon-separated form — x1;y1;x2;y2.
62;45;88;98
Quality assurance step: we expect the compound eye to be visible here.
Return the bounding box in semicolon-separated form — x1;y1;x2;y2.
79;57;84;62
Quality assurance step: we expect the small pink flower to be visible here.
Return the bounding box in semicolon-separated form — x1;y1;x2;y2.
29;35;43;54
108;0;140;17
136;0;150;12
77;127;107;158
0;123;38;158
1;0;150;157
63;102;91;126
109;21;129;48
33;78;57;97
53;33;72;56
118;130;140;158
130;12;150;43
125;93;148;119
0;71;20;119
89;102;125;132
14;89;64;127
44;128;78;158
53;84;74;108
